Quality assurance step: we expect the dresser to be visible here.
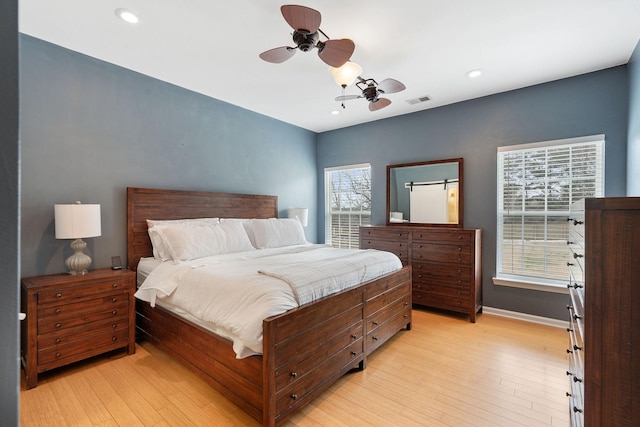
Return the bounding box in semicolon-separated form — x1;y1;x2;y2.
360;226;482;322
566;197;640;426
21;268;136;389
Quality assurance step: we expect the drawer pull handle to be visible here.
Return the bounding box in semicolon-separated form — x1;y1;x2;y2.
573;253;584;259
566;328;573;332
291;394;297;400
457;247;462;251
55;309;61;314
573;314;582;320
56;352;61;358
112;283;118;288
573;376;583;383
55;323;61;328
112;336;117;342
566;349;573;354
573;406;583;414
55;338;61;344
372;336;378;341
567;240;575;245
573;344;582;351
404;301;409;306
112;310;118;315
112;297;117;302
112;324;118;329
290;372;297;377
351;351;357;356
567;262;574;267
56;293;62;298
404;314;408;318
372;321;378;326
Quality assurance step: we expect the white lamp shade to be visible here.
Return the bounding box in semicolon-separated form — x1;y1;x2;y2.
288;207;309;227
55;203;102;239
329;61;362;87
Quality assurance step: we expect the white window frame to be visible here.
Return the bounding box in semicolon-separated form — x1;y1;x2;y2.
494;134;605;293
324;163;371;248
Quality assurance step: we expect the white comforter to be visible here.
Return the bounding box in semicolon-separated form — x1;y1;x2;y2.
135;244;402;358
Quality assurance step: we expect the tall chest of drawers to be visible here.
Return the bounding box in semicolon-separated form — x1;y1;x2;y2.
567;197;640;426
21;268;136;389
360;226;482;322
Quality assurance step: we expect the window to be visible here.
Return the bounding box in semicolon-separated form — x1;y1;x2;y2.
325;164;371;248
495;135;604;291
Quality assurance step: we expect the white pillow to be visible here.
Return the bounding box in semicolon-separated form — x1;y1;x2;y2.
220;218;258;248
157;221;254;262
147;218;220;260
249;218;307;249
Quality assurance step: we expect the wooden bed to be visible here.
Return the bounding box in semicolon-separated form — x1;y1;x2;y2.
127;187;412;426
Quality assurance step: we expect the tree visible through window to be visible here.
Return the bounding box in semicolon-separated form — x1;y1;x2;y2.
325;164;371;248
496;135;604;288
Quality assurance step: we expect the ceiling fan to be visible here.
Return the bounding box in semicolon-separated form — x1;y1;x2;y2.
259;5;355;68
336;77;406;111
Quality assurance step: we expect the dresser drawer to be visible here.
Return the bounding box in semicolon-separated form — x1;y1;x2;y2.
413;289;469;310
366;294;410;334
360;227;410;241
38;328;129;367
38;278;132;306
413;281;470;296
412;229;471;244
360;239;408;261
38;300;129;334
412;243;471;264
365;281;411;319
413;263;471;287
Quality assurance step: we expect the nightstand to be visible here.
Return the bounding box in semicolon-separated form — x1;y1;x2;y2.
20;268;136;389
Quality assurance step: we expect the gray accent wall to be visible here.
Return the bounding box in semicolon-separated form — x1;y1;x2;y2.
1;0;20;424
317;66;629;320
20;35;318;278
629;40;640;196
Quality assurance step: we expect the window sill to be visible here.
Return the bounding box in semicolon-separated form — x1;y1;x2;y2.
492;277;569;294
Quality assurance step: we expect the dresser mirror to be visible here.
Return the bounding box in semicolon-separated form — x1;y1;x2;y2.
386;158;463;227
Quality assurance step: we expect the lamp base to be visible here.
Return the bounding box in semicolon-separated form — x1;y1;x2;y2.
65;238;92;275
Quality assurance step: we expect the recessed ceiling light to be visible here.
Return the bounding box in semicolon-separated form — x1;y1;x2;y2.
115;8;139;24
466;69;483;79
331;110;340;115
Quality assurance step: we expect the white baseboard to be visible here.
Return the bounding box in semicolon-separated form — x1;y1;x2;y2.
482;306;569;329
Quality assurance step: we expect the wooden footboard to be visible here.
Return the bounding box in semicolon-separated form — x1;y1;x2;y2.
135;266;411;426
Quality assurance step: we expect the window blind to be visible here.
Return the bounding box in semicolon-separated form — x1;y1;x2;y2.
325;164;371;248
496;135;604;286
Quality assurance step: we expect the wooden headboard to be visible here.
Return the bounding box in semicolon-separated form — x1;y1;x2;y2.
126;187;278;271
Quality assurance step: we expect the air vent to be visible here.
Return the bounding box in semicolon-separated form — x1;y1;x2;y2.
406;95;431;105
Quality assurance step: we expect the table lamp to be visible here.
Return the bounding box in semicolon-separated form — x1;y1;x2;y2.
54;201;101;275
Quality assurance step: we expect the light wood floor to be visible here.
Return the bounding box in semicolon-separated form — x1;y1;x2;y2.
20;309;570;427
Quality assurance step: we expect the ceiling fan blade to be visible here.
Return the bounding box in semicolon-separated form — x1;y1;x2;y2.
377;78;406;94
259;46;296;63
281;5;321;33
318;39;355;67
335;95;362;102
369;98;391;112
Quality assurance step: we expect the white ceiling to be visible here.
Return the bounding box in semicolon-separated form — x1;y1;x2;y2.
19;0;640;133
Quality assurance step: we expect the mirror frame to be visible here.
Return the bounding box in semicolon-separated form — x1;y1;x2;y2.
386;157;463;228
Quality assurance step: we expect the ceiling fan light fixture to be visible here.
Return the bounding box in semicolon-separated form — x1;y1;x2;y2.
115;8;139;24
329;61;363;87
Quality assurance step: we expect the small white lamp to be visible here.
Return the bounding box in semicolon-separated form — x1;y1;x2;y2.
55;201;101;275
288;207;309;227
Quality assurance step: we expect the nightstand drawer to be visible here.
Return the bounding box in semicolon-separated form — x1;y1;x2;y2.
38;293;129;320
38;300;129;334
38;315;130;349
38;328;129;367
38;278;132;305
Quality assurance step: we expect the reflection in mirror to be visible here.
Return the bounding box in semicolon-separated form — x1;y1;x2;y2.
387;158;463;227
